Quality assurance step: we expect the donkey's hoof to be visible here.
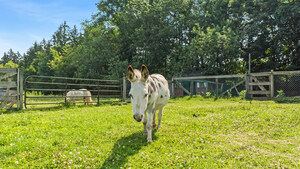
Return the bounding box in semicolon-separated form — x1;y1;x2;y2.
153;124;157;128
147;138;152;143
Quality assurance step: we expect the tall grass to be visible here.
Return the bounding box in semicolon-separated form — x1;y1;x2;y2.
0;97;299;168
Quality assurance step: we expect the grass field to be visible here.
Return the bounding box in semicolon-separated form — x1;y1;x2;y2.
0;97;299;168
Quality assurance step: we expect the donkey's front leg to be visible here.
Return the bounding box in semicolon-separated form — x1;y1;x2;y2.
146;110;154;143
142;112;148;136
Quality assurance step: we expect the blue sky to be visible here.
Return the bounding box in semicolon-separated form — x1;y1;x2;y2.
0;0;99;56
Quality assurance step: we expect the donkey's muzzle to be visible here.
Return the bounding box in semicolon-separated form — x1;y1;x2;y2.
133;114;143;122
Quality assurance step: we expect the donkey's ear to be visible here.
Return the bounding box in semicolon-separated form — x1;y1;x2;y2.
141;64;149;82
126;65;135;82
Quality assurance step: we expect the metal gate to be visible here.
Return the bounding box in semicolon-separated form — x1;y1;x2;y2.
24;75;123;109
0;68;23;110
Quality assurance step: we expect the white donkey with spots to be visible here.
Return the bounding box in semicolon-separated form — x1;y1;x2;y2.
126;64;170;142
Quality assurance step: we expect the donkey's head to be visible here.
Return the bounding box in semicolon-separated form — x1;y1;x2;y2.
126;64;150;122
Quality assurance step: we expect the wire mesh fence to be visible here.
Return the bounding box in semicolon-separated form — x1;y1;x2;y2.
274;73;300;97
172;74;246;98
172;70;300;99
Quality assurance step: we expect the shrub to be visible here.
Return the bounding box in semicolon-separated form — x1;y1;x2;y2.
276;90;285;98
239;90;246;99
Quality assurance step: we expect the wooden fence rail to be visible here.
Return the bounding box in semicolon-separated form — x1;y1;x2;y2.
0;68;23;110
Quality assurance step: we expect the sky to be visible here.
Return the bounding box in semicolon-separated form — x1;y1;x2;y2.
0;0;99;56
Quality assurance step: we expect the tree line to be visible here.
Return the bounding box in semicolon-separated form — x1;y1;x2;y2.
1;0;299;80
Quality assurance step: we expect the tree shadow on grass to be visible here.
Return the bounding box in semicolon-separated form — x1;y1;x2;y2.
101;131;157;169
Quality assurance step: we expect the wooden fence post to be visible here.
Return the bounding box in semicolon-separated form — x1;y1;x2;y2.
270;70;274;98
190;81;193;96
19;69;23;110
216;78;219;98
97;82;100;105
122;76;126;103
171;78;175;98
64;79;68;104
244;74;248;99
249;75;253;98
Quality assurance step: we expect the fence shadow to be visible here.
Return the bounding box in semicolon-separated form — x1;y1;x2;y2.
101;131;157;169
0;109;22;114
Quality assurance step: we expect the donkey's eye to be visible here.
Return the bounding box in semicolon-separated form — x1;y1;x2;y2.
144;94;148;98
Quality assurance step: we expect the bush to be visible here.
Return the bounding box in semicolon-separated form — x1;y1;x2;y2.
276;90;285;98
239;90;246;99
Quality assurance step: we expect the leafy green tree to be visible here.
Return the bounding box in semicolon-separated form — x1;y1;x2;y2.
69;25;118;79
1;49;21;64
229;0;299;72
1;52;10;65
8;0;299;81
1;61;19;68
22;42;43;77
34;39;54;76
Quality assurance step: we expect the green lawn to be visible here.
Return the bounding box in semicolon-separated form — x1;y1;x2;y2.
0;97;299;168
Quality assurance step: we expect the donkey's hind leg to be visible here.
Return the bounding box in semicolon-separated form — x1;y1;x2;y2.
157;107;164;130
152;110;157;128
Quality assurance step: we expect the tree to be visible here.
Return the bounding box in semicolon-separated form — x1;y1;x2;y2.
0;61;18;68
11;0;299;81
1;49;21;64
229;0;299;72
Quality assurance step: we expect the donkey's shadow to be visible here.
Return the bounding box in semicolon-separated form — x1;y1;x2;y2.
101;131;157;169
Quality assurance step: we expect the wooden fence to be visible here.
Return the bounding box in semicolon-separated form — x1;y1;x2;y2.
24;75;125;109
172;70;300;100
0;68;23;110
247;70;300;99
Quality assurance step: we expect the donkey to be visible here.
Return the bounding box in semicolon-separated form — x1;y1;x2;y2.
126;64;170;142
66;89;93;105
